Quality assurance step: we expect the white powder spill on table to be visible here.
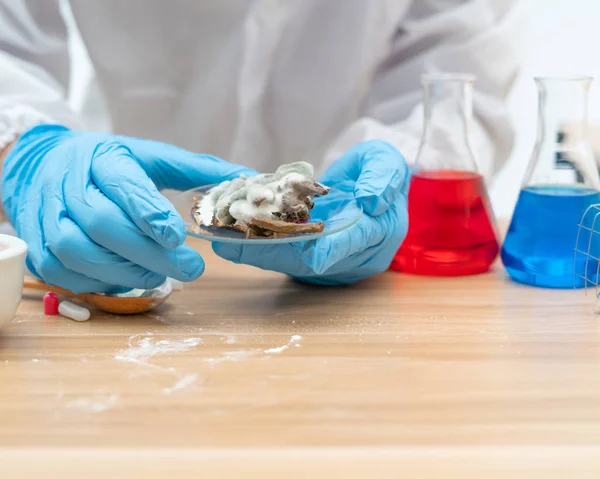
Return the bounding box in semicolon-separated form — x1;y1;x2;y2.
110;333;302;399
204;349;262;366
162;374;199;395
114;333;203;395
30;358;50;364
67;394;118;413
264;335;302;354
114;333;202;366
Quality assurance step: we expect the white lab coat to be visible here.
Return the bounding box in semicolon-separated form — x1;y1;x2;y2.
0;0;522;183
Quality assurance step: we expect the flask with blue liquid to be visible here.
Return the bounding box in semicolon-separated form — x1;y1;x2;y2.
502;76;600;288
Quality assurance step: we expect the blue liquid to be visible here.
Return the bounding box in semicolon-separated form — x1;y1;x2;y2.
501;185;600;288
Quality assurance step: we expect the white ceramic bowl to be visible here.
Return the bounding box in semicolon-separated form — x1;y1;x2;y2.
0;234;27;327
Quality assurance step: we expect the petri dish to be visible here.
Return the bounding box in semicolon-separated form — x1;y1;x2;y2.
170;185;362;244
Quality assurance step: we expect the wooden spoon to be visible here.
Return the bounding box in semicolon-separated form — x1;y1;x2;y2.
23;278;171;315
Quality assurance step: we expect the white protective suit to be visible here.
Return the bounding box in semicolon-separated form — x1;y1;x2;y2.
0;0;522;182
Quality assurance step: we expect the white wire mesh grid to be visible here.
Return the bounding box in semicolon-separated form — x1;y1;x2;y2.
574;203;600;292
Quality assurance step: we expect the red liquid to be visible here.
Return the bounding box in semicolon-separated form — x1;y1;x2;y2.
390;170;499;276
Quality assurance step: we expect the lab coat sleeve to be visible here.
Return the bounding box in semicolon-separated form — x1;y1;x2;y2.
323;0;524;182
0;0;83;151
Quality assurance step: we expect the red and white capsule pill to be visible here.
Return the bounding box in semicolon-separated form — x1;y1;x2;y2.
43;292;59;315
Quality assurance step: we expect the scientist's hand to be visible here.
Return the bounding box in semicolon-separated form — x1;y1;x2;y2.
213;140;409;285
1;125;252;293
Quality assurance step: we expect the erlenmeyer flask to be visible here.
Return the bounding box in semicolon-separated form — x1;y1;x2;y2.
390;73;499;276
502;76;600;288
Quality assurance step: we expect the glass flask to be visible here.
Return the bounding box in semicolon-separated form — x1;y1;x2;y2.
390;73;499;276
501;76;600;288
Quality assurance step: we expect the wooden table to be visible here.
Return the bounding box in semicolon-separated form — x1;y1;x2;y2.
2;238;600;478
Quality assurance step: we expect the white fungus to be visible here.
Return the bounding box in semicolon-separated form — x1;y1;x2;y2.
194;161;327;227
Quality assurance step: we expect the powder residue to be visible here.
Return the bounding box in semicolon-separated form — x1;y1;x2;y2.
162;374;199;395
221;335;237;345
110;279;173;299
264;335;302;354
204;349;262;366
114;333;202;366
67;395;118;413
114;334;204;395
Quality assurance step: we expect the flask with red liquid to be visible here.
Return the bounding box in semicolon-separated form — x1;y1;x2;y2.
390;74;499;276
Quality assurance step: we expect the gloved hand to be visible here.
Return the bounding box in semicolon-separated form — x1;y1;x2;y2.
213;140;410;285
1;124;252;294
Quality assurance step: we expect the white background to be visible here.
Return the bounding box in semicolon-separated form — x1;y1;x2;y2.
63;0;600;218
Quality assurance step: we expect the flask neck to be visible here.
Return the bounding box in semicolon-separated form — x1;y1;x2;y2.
424;80;473;135
417;74;479;173
523;76;599;190
535;77;590;147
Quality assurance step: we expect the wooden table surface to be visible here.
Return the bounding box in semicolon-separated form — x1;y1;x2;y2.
2;237;600;478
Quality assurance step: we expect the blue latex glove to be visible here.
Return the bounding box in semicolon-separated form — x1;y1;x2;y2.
213;140;410;285
1;124;252;294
